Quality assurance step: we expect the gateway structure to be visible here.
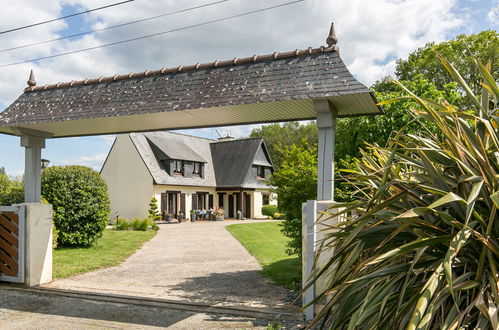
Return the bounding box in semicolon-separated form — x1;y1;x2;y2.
0;23;381;319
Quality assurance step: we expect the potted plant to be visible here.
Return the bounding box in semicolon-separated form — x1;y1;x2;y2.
165;213;173;222
190;209;196;222
213;207;224;221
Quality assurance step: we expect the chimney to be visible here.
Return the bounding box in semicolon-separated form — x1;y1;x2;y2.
217;135;235;142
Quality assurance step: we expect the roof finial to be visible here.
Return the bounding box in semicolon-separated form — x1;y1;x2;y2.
326;22;338;47
27;69;36;87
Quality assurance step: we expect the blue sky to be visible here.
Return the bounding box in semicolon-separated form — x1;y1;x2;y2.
0;0;497;176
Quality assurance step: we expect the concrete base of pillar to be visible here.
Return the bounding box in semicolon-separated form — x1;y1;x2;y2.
23;203;53;286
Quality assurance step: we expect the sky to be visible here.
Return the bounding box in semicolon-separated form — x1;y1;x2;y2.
0;0;497;176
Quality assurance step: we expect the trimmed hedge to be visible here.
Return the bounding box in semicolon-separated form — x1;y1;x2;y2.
262;204;278;217
42;166;110;247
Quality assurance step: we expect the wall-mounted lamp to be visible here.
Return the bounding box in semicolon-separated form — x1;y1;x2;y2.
41;159;50;170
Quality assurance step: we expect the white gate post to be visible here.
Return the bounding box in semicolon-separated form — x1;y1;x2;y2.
302;99;337;320
302;200;317;321
21;135;45;203
315;99;337;201
23;203;53;286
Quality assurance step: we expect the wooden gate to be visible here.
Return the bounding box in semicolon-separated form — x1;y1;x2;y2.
0;206;25;283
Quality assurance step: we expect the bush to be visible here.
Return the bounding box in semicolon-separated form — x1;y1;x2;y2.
116;218;131;231
130;218;141;229
42;166;110;247
52;225;59;249
115;217;158;231
261;204;278;217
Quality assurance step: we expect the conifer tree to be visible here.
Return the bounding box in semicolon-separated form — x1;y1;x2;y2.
148;197;161;222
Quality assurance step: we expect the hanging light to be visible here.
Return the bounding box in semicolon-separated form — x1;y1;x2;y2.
41;159;50;169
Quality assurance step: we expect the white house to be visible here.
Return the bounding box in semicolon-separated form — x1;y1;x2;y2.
101;131;277;220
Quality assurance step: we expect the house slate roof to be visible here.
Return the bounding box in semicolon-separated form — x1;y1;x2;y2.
130;132;217;187
129;131;272;189
145;133;206;163
210;137;271;188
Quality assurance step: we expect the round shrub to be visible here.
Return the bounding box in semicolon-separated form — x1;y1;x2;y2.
261;204;278;217
42;166;110;247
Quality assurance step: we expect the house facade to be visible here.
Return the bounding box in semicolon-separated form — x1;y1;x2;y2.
101;131;276;220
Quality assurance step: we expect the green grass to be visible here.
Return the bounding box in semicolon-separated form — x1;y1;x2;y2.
226;221;301;290
53;229;157;279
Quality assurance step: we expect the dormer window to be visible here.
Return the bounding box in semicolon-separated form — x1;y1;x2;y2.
173;160;184;175
257;165;266;179
193;162;203;177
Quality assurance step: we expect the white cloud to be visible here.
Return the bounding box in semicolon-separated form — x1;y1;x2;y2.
0;0;465;110
488;0;499;24
99;135;116;147
0;0;469;174
55;153;107;170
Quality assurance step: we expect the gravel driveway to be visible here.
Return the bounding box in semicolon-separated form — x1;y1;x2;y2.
44;220;295;312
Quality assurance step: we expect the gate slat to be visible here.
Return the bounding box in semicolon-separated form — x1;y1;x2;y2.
0;207;23;283
3;212;18;225
0;248;18;272
0;214;18;234
0;262;16;276
0;238;18;259
0;226;18;247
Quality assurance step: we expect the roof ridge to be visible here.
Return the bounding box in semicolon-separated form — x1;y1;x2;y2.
138;130;216;141
211;136;263;144
167;131;216;141
24;45;338;93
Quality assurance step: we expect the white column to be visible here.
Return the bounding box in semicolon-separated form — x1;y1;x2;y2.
21;136;46;203
302;200;317;321
315;99;337;201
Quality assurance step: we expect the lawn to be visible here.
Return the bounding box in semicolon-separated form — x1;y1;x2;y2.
53;229;157;279
226;221;301;290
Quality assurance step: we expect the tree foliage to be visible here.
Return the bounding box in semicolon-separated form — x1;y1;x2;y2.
0;174;24;206
396;30;498;98
336;74;460;160
249;121;317;168
309;55;499;329
267;142;317;256
42;166;110;247
336;30;496;161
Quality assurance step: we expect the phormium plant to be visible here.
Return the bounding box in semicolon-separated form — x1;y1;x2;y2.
307;55;498;329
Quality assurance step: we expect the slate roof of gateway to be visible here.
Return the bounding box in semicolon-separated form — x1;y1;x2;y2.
129;132;272;188
0;23;382;138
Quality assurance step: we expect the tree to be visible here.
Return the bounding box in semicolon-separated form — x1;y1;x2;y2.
309;56;498;329
335;30;496;161
0;167;5;175
0;175;23;206
336;74;460;160
148;197;161;222
267;142;317;256
249;121;317;168
0;173;9;204
42;166;110;247
396;30;498;98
